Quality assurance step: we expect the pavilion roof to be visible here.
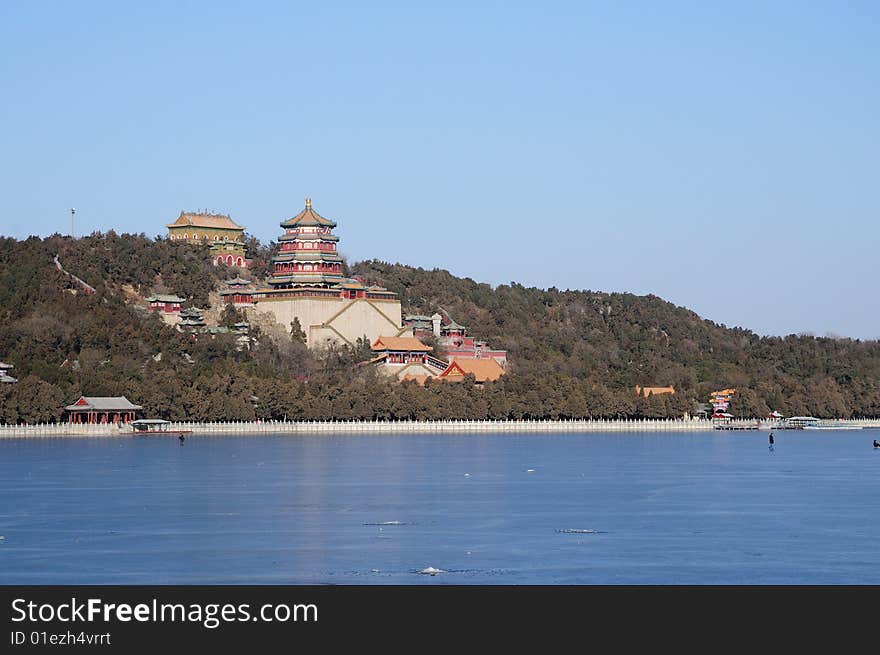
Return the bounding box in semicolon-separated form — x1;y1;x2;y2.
371;336;433;352
147;294;186;303
272;252;343;263
266;274;345;285
280;198;337;228
0;361;12;369
439;358;505;383
167;212;244;231
278;232;339;242
65;396;143;411
223;277;252;286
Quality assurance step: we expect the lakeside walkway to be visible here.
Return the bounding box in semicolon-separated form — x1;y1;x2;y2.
2;417;880;437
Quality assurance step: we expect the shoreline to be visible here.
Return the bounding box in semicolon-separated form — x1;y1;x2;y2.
2;417;880;437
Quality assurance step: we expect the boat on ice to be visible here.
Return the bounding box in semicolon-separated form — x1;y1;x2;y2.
131;419;192;435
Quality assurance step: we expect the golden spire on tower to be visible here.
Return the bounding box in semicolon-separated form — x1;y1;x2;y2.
305;197;312;209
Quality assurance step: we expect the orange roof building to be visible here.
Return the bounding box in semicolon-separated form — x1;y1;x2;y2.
709;388;736;417
635;385;675;397
438;358;505;383
371;336;433;353
369;335;447;380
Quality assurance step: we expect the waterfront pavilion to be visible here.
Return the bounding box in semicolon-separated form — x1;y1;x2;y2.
65;396;143;424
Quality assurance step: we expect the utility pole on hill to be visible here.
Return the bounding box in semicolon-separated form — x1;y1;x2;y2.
69;208;76;238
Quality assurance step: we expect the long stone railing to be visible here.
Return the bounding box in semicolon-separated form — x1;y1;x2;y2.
164;417;718;434
0;418;711;437
1;417;878;438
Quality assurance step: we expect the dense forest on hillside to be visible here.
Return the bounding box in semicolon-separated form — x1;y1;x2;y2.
1;232;879;423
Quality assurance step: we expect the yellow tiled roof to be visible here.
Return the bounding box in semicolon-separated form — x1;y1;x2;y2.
440;358;505;382
371;336;432;352
280;199;337;228
635;385;675;397
167;212;244;230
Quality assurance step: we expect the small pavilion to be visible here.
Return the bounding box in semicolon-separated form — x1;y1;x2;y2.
65;396;143;424
147;295;186;313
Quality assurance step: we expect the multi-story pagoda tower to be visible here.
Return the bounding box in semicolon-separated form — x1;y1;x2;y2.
233;198;409;348
267;198;344;288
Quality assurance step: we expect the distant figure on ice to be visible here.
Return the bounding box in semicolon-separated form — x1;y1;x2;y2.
179;434;185;444
873;439;879;449
769;433;775;446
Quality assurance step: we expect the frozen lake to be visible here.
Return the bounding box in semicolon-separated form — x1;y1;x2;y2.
1;430;879;584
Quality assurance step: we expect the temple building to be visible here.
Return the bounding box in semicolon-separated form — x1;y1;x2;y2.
403;314;440;333
367;336;448;380
228;199;408;348
147;294;185;314
147;294;191;327
403;310;508;368
219;277;255;307
65;396;142;424
177;307;206;330
438;358;506;383
223;276;252;287
167;211;248;267
635;385;675;398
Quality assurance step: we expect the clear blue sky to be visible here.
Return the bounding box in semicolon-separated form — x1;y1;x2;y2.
2;1;877;338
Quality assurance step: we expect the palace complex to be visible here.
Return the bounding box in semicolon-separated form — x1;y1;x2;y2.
403;311;507;368
366;335;506;384
151;199;510;376
223;199;407;348
167;211;248;267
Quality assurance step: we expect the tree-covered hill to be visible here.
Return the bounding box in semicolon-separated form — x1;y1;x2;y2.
0;233;878;423
351;260;880;418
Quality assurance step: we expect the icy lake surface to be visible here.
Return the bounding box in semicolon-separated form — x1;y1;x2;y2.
2;430;879;584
